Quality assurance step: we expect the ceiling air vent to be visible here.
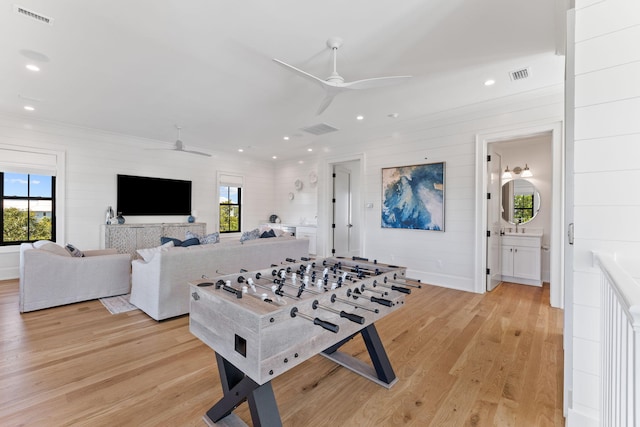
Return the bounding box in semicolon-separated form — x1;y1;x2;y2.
509;67;530;81
14;5;53;25
299;123;339;136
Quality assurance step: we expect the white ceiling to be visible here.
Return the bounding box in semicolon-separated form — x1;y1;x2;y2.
1;0;567;161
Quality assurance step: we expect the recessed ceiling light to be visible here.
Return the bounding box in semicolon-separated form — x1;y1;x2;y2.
307;148;313;152
26;64;40;72
283;136;290;140
24;105;35;111
272;156;277;159
356;115;364;121
484;79;496;86
388;113;399;118
238;148;244;152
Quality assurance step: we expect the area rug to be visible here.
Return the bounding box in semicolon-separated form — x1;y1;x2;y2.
99;294;138;314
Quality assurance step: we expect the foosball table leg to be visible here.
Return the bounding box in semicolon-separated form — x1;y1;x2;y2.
321;323;397;388
361;324;396;385
204;353;282;427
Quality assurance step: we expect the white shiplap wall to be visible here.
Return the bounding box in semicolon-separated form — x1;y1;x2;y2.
1;90;565;294
569;0;640;425
312;89;564;291
0;115;276;279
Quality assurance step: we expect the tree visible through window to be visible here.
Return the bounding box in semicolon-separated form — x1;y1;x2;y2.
2;172;55;245
513;193;534;224
219;186;241;233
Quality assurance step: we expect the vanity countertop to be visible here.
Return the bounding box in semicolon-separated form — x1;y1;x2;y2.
502;231;543;238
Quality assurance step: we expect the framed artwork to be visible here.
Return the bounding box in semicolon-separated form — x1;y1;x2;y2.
381;162;445;231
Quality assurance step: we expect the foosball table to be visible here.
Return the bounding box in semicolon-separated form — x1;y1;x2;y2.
189;256;422;426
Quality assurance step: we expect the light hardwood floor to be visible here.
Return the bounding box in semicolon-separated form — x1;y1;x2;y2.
0;279;564;426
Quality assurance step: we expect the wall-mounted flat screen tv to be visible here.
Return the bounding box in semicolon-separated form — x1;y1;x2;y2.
117;174;192;216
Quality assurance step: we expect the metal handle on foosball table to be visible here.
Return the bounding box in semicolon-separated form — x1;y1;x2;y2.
290;307;339;333
372;279;411;295
312;300;365;324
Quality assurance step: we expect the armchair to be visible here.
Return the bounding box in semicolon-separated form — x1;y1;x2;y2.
19;242;131;312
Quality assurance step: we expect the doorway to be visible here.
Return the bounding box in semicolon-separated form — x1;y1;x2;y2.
475;122;564;308
330;159;361;258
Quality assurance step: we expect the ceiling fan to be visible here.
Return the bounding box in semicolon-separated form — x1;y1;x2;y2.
165;125;211;157
273;37;412;115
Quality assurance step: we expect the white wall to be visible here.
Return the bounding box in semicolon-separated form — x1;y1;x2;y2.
1;89;564;294
313;89;564;292
271;160;319;226
568;0;640;425
0;114;276;279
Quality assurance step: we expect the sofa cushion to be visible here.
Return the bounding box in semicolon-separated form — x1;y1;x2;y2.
33;240;51;249
39;242;72;257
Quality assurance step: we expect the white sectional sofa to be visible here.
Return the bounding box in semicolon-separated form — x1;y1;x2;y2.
19;242;132;312
130;236;309;320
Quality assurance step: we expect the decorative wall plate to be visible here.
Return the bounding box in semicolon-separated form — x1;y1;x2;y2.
288;192;295;200
309;170;318;184
294;179;303;191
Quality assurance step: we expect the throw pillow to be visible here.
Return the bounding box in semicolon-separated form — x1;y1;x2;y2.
240;228;260;243
161;237;182;246
39;242;72;257
260;229;276;238
137;241;174;262
200;232;220;244
180;237;200;247
185;230;220;245
65;243;85;257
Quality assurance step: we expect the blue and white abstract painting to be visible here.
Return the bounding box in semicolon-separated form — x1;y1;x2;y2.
381;162;445;231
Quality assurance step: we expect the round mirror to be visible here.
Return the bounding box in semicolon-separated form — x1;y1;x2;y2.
501;179;541;225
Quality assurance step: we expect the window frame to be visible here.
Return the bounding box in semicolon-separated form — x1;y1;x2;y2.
219;185;242;233
1;172;57;245
513;193;535;224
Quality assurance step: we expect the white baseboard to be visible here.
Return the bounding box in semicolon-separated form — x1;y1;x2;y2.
567;408;598;427
0;266;19;281
405;269;476;293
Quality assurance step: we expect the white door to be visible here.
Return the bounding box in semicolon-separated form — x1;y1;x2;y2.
332;164;359;257
487;149;502;291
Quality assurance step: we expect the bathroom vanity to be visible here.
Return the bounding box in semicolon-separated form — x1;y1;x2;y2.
500;232;542;286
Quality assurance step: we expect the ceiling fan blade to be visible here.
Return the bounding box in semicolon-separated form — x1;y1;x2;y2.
316;92;337;115
273;58;329;88
343;75;412;90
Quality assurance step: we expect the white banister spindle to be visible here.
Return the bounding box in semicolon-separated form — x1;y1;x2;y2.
595;253;640;427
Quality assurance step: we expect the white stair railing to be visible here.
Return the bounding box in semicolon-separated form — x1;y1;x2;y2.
594;253;640;427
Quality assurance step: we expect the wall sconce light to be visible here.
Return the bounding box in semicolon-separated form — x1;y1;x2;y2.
502;164;532;179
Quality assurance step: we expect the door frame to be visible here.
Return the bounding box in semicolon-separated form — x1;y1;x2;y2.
319;153;365;258
474;121;564;308
486;149;502;291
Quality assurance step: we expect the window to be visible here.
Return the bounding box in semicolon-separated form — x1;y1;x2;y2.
219;185;241;233
2;172;56;245
513;193;534;224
